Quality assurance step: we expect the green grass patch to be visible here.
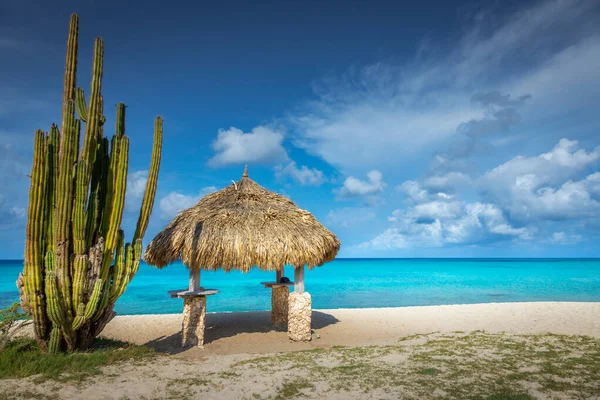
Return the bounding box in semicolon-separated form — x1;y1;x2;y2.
416;367;439;376
473;392;534;400
274;378;315;400
228;332;600;399
0;338;155;381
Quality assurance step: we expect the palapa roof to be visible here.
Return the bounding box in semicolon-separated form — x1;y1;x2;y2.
144;166;341;272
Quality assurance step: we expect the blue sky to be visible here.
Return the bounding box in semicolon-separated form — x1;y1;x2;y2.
1;0;599;259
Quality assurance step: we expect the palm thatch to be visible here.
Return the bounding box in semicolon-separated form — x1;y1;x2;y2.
144;166;341;272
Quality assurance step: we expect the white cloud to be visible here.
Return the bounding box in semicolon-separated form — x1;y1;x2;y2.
336;170;387;203
208;126;288;167
358;228;409;250
362;201;532;250
289;0;599;174
159;186;218;218
397;180;429;203
125;170;148;212
407;200;462;221
326;207;376;228
481;139;600;221
275;161;326;186
397;180;456;203
548;231;584;245
363;137;600;250
423;172;471;192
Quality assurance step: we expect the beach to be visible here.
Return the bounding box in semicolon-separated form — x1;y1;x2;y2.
101;301;600;356
3;301;600;399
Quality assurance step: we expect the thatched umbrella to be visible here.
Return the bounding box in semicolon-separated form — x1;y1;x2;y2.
144;166;340;346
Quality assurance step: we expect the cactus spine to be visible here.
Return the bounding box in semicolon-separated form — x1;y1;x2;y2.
17;13;163;352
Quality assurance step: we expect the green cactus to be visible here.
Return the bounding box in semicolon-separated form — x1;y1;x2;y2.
16;13;163;353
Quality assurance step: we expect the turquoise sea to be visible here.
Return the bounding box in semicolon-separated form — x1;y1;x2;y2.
1;259;599;315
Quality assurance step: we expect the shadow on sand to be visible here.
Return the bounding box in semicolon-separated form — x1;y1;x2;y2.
144;310;339;355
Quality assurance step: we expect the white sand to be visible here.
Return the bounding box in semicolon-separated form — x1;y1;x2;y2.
4;302;599;399
100;301;600;356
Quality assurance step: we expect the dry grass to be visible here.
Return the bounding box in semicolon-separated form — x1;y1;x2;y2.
2;332;598;399
144;167;340;271
231;331;600;399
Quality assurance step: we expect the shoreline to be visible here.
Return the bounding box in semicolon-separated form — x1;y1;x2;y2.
110;300;600;317
99;301;600;356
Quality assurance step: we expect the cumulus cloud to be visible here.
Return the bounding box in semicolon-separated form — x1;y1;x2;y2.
326;207;376;228
362;201;531;250
397;180;457;204
208;126;288;167
423;172;471;193
481;139;600;221
125;170;148;212
548;231;584;245
336;170;386;204
364;138;600;250
275;161;327;186
159;186;218;218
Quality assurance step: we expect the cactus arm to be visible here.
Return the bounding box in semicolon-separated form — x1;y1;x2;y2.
55;101;78;317
61;14;78;125
115;103;125;138
23;130;49;341
75;87;87;122
131;239;142;277
74;118;81;161
104;136;129;257
48;326;63;354
134;116;163;242
71;255;88;312
99;94;107;127
46;125;59;254
101;136;120;238
114;242;134;300
109;231;125;302
80;38;103;166
97;135;129;293
44;255;65;328
85;193;99;248
72;279;103;330
72;161;89;256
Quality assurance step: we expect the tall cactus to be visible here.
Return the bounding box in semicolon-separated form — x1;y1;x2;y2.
16;13;163;352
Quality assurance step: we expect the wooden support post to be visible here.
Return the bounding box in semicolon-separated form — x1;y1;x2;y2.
276;268;283;283
294;265;304;293
189;268;201;292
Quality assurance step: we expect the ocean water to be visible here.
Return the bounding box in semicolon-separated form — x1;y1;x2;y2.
1;259;599;315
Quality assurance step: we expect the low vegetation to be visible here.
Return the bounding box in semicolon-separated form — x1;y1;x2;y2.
1;332;598;399
0;303;31;353
0;337;155;382
233;331;600;399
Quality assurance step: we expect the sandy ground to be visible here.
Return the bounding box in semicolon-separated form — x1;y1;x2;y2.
3;302;600;399
100;301;600;357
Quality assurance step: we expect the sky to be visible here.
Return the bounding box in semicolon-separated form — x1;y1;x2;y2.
1;0;599;259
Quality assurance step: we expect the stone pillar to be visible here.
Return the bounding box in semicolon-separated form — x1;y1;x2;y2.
288;292;312;341
182;296;206;348
272;285;289;327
